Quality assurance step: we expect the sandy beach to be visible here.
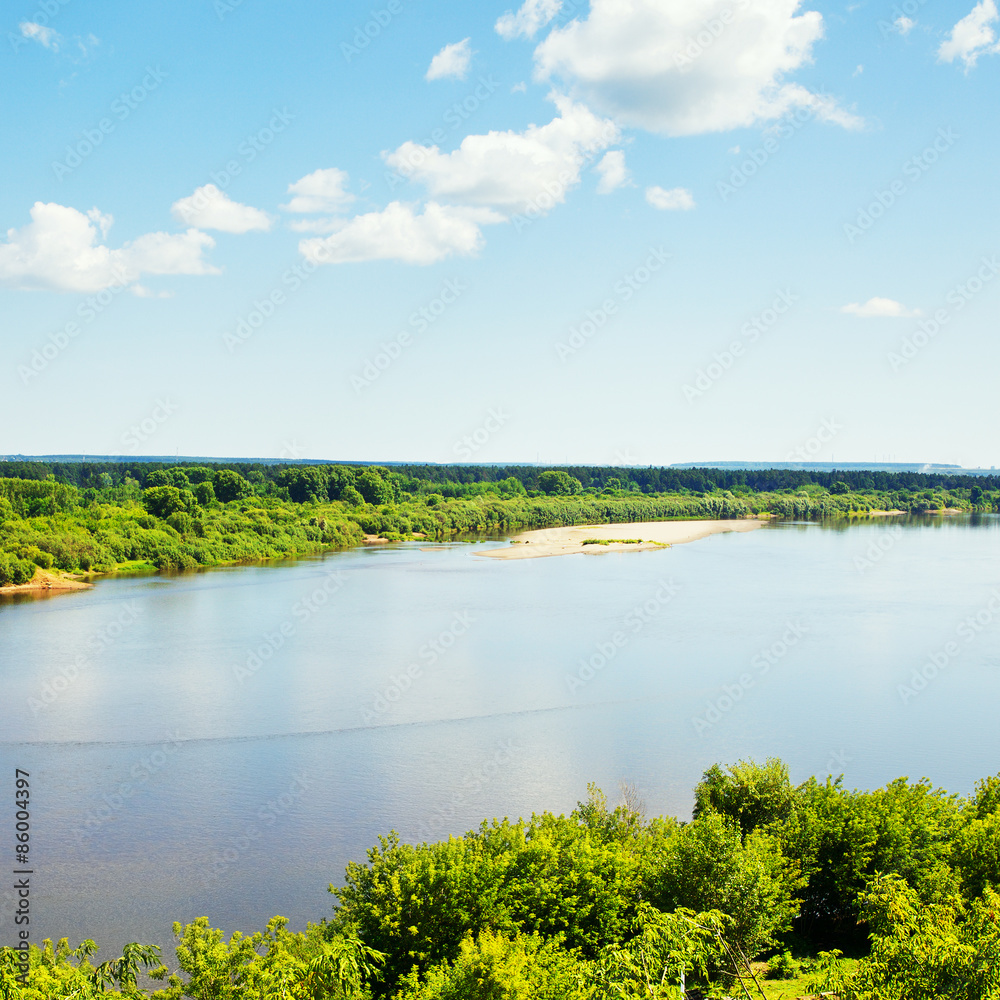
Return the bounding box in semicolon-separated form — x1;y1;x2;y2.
476;518;767;560
0;569;93;596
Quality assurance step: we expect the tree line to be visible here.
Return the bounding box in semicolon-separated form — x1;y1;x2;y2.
3;459;1000;500
1;462;995;585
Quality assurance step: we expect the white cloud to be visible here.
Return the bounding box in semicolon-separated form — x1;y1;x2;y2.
938;0;1000;69
170;184;273;233
0;202;219;293
20;21;61;49
894;15;915;34
299;202;487;265
595;150;630;193
533;0;861;136
426;38;473;81
281;168;354;214
496;0;562;40
287;218;347;234
384;95;619;216
841;297;920;318
645;185;695;210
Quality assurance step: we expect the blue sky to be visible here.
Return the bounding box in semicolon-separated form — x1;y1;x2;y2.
2;0;998;466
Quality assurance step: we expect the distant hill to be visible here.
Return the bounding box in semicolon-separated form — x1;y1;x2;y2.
670;461;999;476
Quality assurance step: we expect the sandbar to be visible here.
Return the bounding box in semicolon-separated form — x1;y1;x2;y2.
476;518;767;560
0;569;93;596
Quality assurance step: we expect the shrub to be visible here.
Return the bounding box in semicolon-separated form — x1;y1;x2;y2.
0;551;36;585
767;950;801;979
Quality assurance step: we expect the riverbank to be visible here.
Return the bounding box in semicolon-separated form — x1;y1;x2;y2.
477;518;767;559
0;568;93;596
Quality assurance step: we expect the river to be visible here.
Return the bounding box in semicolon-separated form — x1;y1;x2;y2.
2;514;999;956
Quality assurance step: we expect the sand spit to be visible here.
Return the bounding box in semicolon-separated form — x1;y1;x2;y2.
476;519;767;560
0;569;94;596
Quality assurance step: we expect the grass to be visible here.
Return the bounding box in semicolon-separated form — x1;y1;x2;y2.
580;538;644;545
743;956;858;999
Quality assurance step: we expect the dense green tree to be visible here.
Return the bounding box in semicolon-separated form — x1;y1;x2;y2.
824;877;1000;999
212;470;253;503
395;930;582;1000
356;468;394;505
642;813;802;958
194;481;216;506
692;758;795;837
537;471;582;496
496;477;526;499
143;486;188;519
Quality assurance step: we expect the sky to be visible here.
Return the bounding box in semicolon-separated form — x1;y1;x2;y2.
1;0;998;467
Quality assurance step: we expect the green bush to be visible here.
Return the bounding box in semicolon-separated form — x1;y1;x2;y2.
767;950;802;979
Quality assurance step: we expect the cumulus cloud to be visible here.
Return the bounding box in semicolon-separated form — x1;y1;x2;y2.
645;185;695;210
171;184;273;233
281;168;354;214
841;297;920;318
595;150;630;193
938;0;1000;69
0;202;219;293
894;15;915;34
533;0;860;136
20;21;61;49
298;202;488;265
384;95;619;216
496;0;562;40
426;38;473;80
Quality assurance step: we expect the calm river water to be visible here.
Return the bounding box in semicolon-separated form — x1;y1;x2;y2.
2;515;1000;956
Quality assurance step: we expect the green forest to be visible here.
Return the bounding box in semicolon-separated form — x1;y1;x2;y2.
2;460;998;585
3;759;999;998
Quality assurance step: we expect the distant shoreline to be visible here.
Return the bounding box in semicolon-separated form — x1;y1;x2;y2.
477;518;767;560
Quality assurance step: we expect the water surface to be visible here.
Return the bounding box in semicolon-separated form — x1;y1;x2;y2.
2;515;999;956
